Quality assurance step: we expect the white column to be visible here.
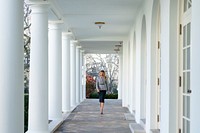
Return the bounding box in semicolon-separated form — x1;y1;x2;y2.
62;32;72;112
83;54;87;100
122;42;129;107
131;40;136;113
135;35;142;123
0;1;24;132
27;4;49;133
76;46;81;104
191;0;200;132
129;41;134;113
48;23;62;121
79;50;84;102
118;53;123;99
128;41;133;113
70;40;77;108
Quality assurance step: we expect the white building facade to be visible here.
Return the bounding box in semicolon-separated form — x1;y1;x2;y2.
0;0;200;133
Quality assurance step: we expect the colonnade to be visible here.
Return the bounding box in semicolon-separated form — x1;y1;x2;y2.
3;0;200;133
0;2;86;133
27;4;86;133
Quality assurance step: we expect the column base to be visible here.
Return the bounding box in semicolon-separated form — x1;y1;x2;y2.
62;109;71;113
70;105;77;111
62;111;71;120
48;118;63;133
26;131;49;133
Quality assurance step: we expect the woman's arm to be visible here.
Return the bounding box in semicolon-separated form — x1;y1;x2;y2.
105;78;109;91
96;77;100;92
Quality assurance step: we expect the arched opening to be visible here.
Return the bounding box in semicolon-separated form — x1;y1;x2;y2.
140;15;147;122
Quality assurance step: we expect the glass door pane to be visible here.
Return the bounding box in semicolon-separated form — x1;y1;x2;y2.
182;22;191;133
184;0;192;12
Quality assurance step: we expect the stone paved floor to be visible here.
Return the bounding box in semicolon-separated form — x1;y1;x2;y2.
54;99;134;133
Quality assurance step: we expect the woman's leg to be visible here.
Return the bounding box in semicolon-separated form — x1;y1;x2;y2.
99;90;106;114
99;91;103;114
100;102;104;114
100;91;106;114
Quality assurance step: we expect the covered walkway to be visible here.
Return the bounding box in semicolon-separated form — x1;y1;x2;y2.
2;0;200;133
55;99;134;133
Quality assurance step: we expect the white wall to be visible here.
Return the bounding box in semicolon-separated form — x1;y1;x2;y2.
146;0;160;130
122;0;200;132
125;0;180;133
160;0;179;133
191;0;200;132
130;1;155;129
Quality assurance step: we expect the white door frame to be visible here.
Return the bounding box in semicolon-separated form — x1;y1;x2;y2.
156;5;161;128
178;0;192;132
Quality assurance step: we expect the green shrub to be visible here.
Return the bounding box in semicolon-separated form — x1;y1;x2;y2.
89;92;99;98
24;94;29;132
89;92;118;99
105;93;118;99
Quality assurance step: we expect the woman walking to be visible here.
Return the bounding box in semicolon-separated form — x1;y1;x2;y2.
96;70;108;114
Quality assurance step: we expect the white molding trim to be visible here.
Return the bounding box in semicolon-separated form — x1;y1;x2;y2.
62;32;73;36
70;40;78;44
25;0;50;5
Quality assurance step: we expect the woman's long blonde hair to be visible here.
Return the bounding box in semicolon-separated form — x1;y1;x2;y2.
99;70;106;79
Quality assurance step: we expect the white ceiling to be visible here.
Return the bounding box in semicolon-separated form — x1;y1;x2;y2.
49;0;143;54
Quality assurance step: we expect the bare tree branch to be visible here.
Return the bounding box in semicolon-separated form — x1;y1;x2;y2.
85;54;119;93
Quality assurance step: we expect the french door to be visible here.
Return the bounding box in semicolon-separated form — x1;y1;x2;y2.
179;0;192;132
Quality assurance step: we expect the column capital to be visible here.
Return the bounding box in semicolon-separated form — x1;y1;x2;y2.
48;22;63;30
49;20;64;24
80;50;85;53
25;0;50;5
62;32;73;38
70;40;78;44
70;40;78;47
76;46;82;49
29;3;49;14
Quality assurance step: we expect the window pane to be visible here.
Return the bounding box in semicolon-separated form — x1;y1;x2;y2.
188;120;190;133
188;0;192;9
183;72;186;93
187;72;190;93
187;23;191;46
188;2;191;8
183;119;190;133
183;118;186;133
183;26;186;47
187;48;190;69
183;96;190;118
184;0;187;12
183;49;187;70
183;96;186;117
187;96;190;118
